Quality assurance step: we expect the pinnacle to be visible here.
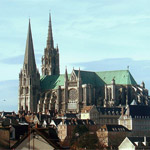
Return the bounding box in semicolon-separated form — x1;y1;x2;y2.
23;20;37;74
47;13;54;49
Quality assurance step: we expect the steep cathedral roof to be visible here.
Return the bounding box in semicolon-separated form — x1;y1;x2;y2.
40;70;137;91
96;70;137;85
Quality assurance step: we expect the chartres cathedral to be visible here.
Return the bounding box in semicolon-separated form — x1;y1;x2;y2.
18;15;149;114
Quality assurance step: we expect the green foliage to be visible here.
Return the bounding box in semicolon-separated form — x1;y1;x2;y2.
77;132;99;149
70;125;89;146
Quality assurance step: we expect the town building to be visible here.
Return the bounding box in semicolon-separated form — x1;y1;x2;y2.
118;102;150;136
119;137;150;150
18;15;149;114
96;124;131;149
11;128;63;150
81;105;99;124
81;105;122;125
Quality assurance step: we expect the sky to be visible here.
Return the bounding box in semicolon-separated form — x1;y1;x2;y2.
0;0;150;111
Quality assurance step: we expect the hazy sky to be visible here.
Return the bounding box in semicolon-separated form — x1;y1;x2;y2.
0;0;150;111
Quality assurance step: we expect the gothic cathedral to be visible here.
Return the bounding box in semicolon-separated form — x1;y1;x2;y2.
19;15;149;114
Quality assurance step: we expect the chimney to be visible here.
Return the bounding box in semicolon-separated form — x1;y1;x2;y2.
35;123;38;128
62;119;65;124
86;119;89;125
39;113;42;122
121;107;124;116
144;136;147;146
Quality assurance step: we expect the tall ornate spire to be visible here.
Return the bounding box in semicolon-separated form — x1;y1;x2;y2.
24;20;36;74
19;20;40;113
47;13;54;49
42;14;60;76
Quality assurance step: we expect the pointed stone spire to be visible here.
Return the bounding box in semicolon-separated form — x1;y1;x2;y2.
141;81;145;88
111;78;115;85
47;13;54;49
78;68;81;81
56;44;59;51
65;67;68;82
24;20;36;74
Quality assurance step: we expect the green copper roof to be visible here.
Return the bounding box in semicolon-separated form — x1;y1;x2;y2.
40;70;137;91
96;70;137;85
40;75;65;91
74;70;99;85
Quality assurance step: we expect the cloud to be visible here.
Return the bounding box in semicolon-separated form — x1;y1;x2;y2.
0;54;42;65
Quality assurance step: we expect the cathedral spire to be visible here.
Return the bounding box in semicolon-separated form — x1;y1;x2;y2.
47;13;54;49
24;20;36;74
42;14;60;76
19;20;40;113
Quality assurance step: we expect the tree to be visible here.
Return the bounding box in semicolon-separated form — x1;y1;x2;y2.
70;125;89;146
70;125;101;149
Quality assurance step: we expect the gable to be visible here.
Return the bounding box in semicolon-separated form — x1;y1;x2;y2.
119;137;135;149
16;133;54;150
70;69;78;82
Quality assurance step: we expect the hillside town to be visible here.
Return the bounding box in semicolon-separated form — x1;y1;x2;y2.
0;15;150;150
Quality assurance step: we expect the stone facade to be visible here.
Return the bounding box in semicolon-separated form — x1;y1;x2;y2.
18;15;149;114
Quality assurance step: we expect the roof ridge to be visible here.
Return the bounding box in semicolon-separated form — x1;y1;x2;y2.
96;70;129;73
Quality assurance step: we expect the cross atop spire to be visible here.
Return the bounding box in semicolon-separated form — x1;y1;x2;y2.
23;20;36;74
47;13;54;49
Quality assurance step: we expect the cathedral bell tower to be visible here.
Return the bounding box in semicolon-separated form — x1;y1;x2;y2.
41;14;60;76
18;20;40;113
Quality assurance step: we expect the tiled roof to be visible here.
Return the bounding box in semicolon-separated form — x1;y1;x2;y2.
97;107;122;115
52;119;62;126
81;106;94;113
64;113;77;118
127;137;150;145
125;105;150;117
2;118;19;126
11;128;63;149
64;119;95;125
40;70;137;91
57;119;95;125
99;124;130;132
